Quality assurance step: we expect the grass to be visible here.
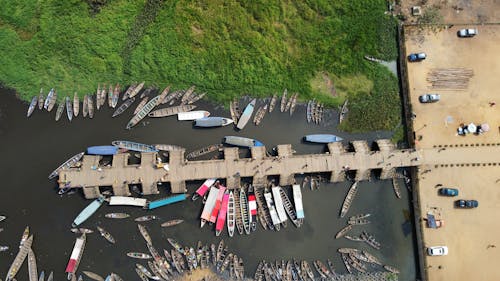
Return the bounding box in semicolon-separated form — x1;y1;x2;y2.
0;0;400;132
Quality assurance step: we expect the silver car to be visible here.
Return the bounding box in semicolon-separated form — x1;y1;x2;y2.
419;94;440;103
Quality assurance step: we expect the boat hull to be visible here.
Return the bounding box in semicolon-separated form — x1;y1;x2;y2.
236;99;256;130
86;146;118;155
304;134;343;143
224;136;264;147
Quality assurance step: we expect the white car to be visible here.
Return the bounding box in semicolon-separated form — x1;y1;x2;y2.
458;28;478;37
427;246;448;256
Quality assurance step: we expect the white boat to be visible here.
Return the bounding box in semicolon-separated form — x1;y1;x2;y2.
108;196;147;207
264;192;281;229
292;185;305;220
5;235;33;281
28;248;38;281
177;110;210;121
236;99;256;130
271;186;288;223
227;191;235;237
48;152;84;179
200;186;219;228
65;233;86;280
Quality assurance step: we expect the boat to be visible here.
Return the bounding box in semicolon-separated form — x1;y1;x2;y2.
5;235;33;281
227;191;235;237
111;83;120;108
112;97;135;117
301;260;315;281
95;84;102;110
306;100;312;123
98;84;107;109
127;82;145;100
149;104;197;118
284;93;293;113
19;226;30;248
340;181;359;218
247;185;257;232
180;85;196;104
82;94;88;117
49;152;84;179
264;190;281;230
192;178;217;201
271;186;288;225
134;96;149;115
27;96;38;117
147;194;187;209
28;248;38;281
161;219;184;227
216;240;224;264
304;134;343;143
104;213;129;219
126;95;162;129
70;228;93;234
313;260;330;279
107;85;113;108
83;271;104;281
215;191;230;236
348;213;371;221
38;89;45;110
177;110;210;121
327;259;338;278
0;215;4;222
108;196;147;207
335;224;353;239
186;144;222;160
87;95;94;118
229;98;241;124
140;87;154;99
339;99;348;124
161;89;179;105
292;185;305;221
341;254;353;274
86;145;118;155
362;250;382;265
348;218;370;225
278;186;301;227
65;233;86;280
55;101;65;121
289;93;298;115
47;271;53;281
255;187;274;231
269;94;277;112
194;117;234;127
65;96;73;121
135;215;159;222
280;89;287;112
187;92;205;104
72;196;105;227
392;177;402;199
220;253;233;273
73;93;79;117
361;231;381;250
167;238;184;253
97;226;115;244
239;187;251;235
111;140;158;152
384;265;400;274
44;88;56;111
200;186;219;227
233;189;244;235
154;85;171;106
0;246;9;251
253;104;268;125
224;136;264;147
236;99;256;130
153;144;183;151
210;184;227;224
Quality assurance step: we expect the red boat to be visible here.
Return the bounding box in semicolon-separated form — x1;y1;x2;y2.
215;192;230;236
210;184;227;224
192;179;217;201
248;185;258;232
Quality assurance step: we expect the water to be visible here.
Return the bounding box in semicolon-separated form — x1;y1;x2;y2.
0;88;418;280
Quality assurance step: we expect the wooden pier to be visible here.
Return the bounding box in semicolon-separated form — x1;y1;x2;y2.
58;139;500;199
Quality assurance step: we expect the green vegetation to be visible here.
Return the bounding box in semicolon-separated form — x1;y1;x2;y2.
0;0;400;132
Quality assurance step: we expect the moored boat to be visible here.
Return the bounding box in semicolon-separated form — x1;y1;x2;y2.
187;92;205;104
27;96;38;118
111;140;158;152
239;187;251;235
215;191;230;236
28;248;38;281
161;219;184;228
269;94;277;112
227;191;236;237
177;110;210;121
86;145;118;155
200;186;219;228
44;88;56;112
66;96;73;121
192;178;217;201
156;85;171;106
271;186;288;225
194;117;233;127
112;97;135;117
5;235;33;281
236;99;256;130
153;143;183;151
104;213;129;219
126;95;161;129
97;226;115;244
247;185;257;232
19;226;30;248
233;191;244;235
304;134;343;143
134;96;149;115
55;101;65;121
65;233;86;280
289;93;298;115
73;92;79;117
72;196;105;227
48;152;84;179
107;85;113;108
253;104;268;126
335;224;353;239
108;196;147;207
210;184;227;224
111;83;120;108
278;186;301;227
38;89;45;110
383;265;400;274
223;136;264;147
125;82;144;100
392;177;402;199
180;85;196;104
340;181;359;218
135;215;159;222
87;95;94;118
292;184;305;221
147;194;186;209
82;94;88;117
264;190;281;230
148;104;197;118
284;92;293;112
140;87;154;98
186;144;222;160
167;237;184;253
280;89;287;112
339;99;348;124
70;228;93;234
83;271;104;281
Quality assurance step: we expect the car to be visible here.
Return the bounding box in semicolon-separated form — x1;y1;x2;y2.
455;199;479;208
427;246;448;256
458;28;478;38
419;94;440;103
438;188;459;196
408;52;426;62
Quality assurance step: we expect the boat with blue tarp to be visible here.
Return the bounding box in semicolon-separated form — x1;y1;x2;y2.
223;136;264;147
304;134;343;143
86;146;118;155
72;196;105;227
147;194;187;210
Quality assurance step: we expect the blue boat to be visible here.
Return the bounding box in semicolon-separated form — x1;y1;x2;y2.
86;146;118;155
223;136;264;147
147;194;187;210
194;117;234;127
72;196;105;227
304;134;343;144
236;99;256;130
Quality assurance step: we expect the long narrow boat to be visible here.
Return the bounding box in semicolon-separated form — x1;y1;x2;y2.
278;186;301;227
210;184;227;224
339;99;349;124
292;185;305;222
194;116;234;127
82;94;88;117
97;226;115;244
43;88;55;111
268;94;277;112
112;97;135;117
327;259;338;278
135;215;158;222
136;264;155;280
187;92;205;104
107;85;113;108
147;194;187;209
48;152;84;179
178;110;209;121
140;87;154;99
124;82;143;100
247;185;257;232
137;224;152;245
161;89;179;105
340;181;359;218
70;228;93;234
111;140;158;152
362;250;382;265
5;235;33;281
38;89;45;110
313;260;330;279
55;102;65;121
180;86;196;104
19;226;30;248
47;89;58;112
280;89;287;112
161;219;184;228
98;84;107;109
122;83;136;100
66;96;73;121
304;134;343;143
111;84;120;108
341;254;353;274
284;92;293;112
224;136;264;147
200;186;219;228
65;233;86;280
392;177;402;199
239;187;251;235
27;96;38;118
95;84;102;110
186;144;222;160
264;190;281;230
192;178;217;201
255;186;274;231
229;99;239;124
215;192;230;236
236;99;256;130
383;265;400;274
306;100;312;123
73;93;79;117
253;104;268;126
233;188;244;235
87;95;94;118
108;196;147;207
134;96;149;115
72;196;105;227
126;95;161;129
83;271;104;281
148;104;196;118
301;260;315;281
226;191;235;237
335;224;353;239
104;213;129;219
28;248;38;281
271;186;288;224
156;85;171;106
289;93;298;116
86;145;118;155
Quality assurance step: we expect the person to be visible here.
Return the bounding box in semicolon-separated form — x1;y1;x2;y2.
489;101;496;107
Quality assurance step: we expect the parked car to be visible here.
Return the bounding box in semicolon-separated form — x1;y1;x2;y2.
455;199;479;208
427;246;448;256
458;28;478;37
408;52;426;62
438;188;459;196
419;94;440;103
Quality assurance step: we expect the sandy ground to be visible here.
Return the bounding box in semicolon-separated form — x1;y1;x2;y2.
404;25;500;281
